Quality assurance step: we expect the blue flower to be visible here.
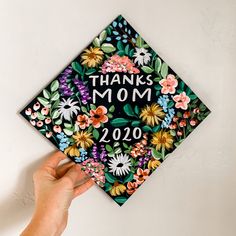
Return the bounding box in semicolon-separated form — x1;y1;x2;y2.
74;148;88;163
157;95;169;112
56;132;70;151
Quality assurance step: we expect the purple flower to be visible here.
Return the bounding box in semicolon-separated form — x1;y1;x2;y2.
58;66;73;96
73;79;91;104
92;144;107;163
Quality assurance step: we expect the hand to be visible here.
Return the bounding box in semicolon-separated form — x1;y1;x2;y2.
21;151;94;236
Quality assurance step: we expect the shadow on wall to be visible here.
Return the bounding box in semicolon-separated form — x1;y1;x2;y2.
0;152;54;235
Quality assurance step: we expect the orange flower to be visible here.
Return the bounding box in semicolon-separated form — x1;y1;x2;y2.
89;106;108;128
126;182;138;195
76;114;90;129
134;168;150;185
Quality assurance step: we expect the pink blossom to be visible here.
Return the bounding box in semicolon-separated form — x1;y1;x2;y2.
101;55;140;74
159;74;178;94
173;92;190;110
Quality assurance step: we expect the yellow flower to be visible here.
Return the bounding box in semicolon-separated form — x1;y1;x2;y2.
81;47;104;67
148;157;161;170
151;130;174;151
140;103;165;127
64;144;80;157
110;182;126;196
72;131;94;149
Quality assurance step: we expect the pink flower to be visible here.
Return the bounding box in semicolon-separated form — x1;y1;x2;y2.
159;74;178;94
25;108;32;116
41;107;49;115
173;92;190;110
36;121;43;127
45;118;52;124
30;120;36;126
53;125;62;133
76;114;90;129
134;168;150;185
33;102;40;111
179;119;187;127
190;119;197;126
46;131;53;138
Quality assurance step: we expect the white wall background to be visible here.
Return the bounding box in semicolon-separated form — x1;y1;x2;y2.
0;0;235;235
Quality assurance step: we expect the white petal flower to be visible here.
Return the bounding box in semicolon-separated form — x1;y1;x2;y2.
133;47;152;66
108;153;131;176
58;98;80;121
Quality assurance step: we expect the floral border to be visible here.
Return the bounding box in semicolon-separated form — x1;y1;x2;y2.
20;15;210;206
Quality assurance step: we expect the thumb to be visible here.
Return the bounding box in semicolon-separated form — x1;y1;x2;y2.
60;164;82;187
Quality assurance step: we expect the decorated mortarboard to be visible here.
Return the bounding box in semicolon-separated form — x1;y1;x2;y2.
20;15;210;206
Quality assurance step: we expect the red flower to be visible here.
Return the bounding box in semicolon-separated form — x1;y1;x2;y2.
126;182;138;195
89;106;108;128
134;168;150;185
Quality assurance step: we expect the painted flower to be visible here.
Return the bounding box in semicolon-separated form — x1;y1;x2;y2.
33;102;40;111
159;74;178;94
25;108;32;116
148;157;161;170
45;118;52;124
72;131;94;149
46;131;53;138
89;106;108;128
36;121;43;127
57;132;70;151
58;98;80;121
108;154;131;176
53;125;62;133
64;144;80;157
74;148;88;163
134;168;150;185
81;47;104;67
133;47;152;66
151;130;174;151
76;114;90;129
110;182;126;196
101;55;140;74
41;107;49;115
126;182;138;195
173;92;190;110
140;103;165;127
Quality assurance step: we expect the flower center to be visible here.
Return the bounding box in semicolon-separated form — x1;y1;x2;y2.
64;105;71;109
117;163;123;168
159;137;166;143
94;114;100;119
88;52;96;59
140;52;145;56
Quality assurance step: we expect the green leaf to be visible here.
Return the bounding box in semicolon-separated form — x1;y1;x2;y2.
117;41;124;51
55;119;62;125
110;118;130;127
189;94;197;100
123;104;136;117
51;110;60;119
136;35;144;48
92;37;100;47
161;63;168;78
105;144;113;152
71;61;83;75
134;105;140;115
154;77;161;82
92;129;100;140
117;50;125;56
122;142;129;149
51;91;60;101
170;130;176;136
114;196;127;204
107;113;113;118
142;125;152;132
85;68;96;75
154;84;162;90
199;103;206;111
141;66;154;74
124;44;130;55
101;43;116;53
81;106;88;113
105;172;116;184
151;148;162;159
64;123;72;128
131;120;141;127
123;172;133;183
104;182;112;192
37;97;49;106
152;125;161;132
63;128;73;136
179;81;185;91
129;49;134;57
99;30;107;43
109;105;115;112
37;112;45;120
43;89;50;99
50;80;59;92
167;101;174;108
155;57;162;74
90;104;96;110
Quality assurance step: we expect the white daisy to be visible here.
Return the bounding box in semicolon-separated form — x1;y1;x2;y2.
108;153;131;176
58;98;80;121
133;47;152;66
